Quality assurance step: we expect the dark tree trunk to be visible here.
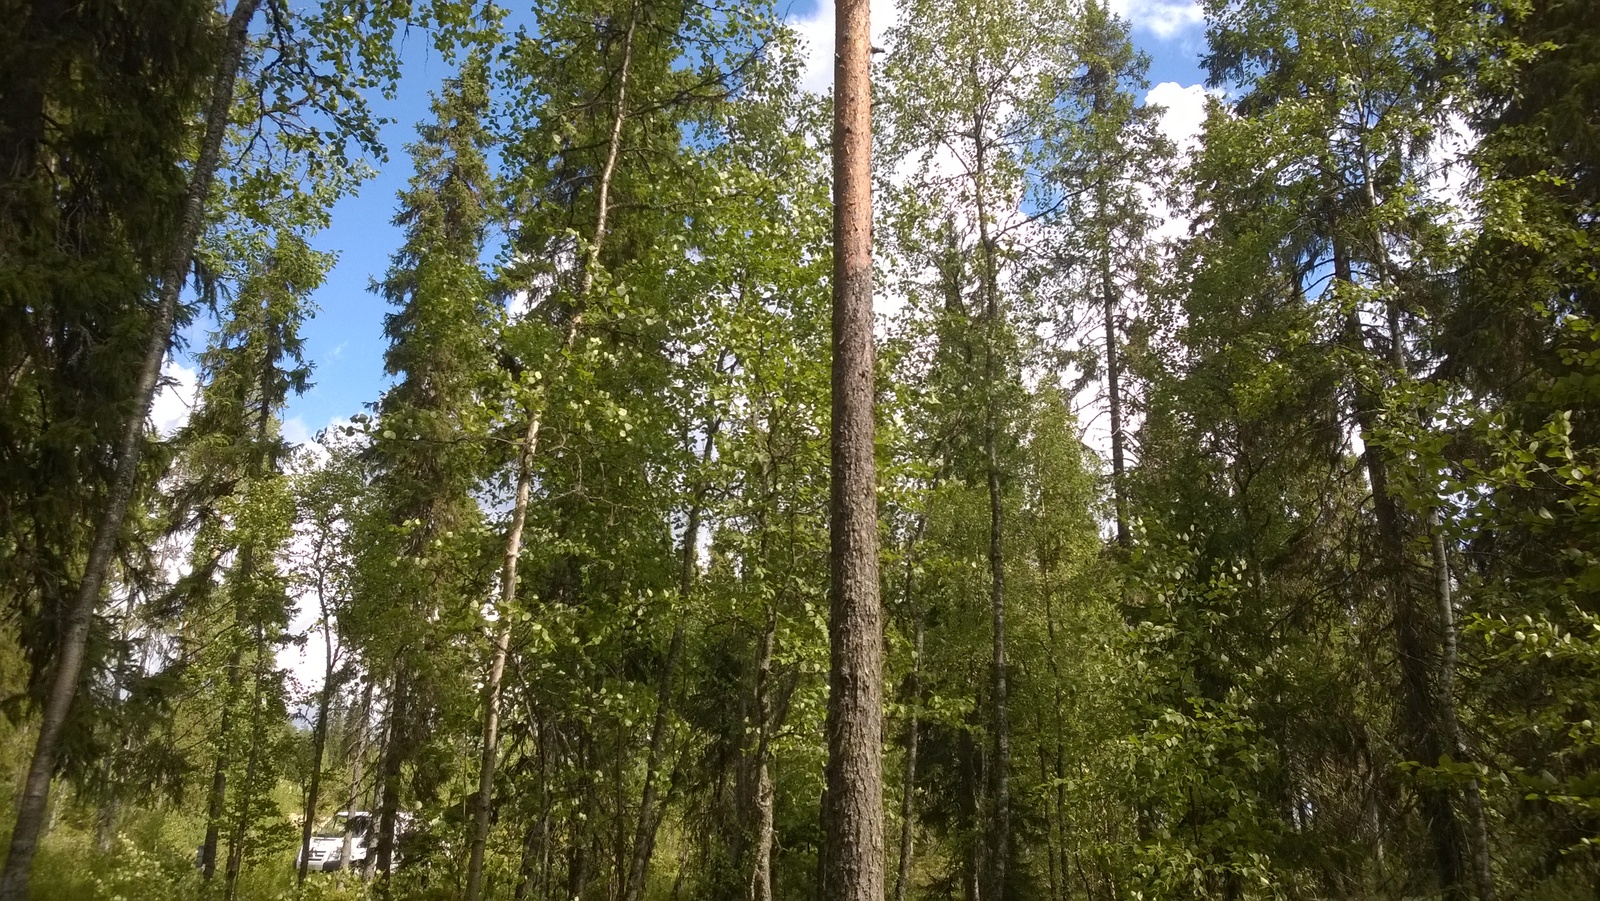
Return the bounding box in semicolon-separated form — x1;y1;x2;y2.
984;435;1011;900
1090;67;1128;551
566;729;594;900
224;650;269;901
0;0;62;181
746;606;779;901
892;612;924;901
1036;741;1058;901
1334;243;1467;897
961;727;983;901
299;652;339;884
625;418;719;901
202;744;229;880
202;645;245;881
513;812;545;901
374;669;411;887
973;112;1010;901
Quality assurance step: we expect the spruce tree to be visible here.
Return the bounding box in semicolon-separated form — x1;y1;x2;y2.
356;54;499;888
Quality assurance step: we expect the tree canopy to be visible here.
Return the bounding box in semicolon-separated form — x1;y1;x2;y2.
2;0;1598;898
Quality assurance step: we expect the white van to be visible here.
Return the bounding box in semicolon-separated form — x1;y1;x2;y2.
297;810;375;872
297;810;416;873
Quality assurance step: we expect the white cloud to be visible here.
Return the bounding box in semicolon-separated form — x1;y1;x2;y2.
1144;81;1210;243
788;0;1204;89
1109;0;1204;39
1146;81;1209;156
150;359;199;436
282;415;313;448
1424;111;1480;232
285;415;358;472
278;602;340;704
276;413;361;695
790;0;902;95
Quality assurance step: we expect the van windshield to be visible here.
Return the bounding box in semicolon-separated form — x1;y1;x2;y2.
314;814;372;838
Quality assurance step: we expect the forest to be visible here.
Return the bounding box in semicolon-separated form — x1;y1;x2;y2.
1;0;1597;897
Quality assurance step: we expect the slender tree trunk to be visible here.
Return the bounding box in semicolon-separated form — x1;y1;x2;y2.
821;0;883;894
1431;516;1496;901
892;612;923;901
624;622;684;894
745;606;779;901
624;418;719;901
374;670;410;886
96;593;144;854
961;727;982;901
567;732;594;901
612;716;627;901
514;817;544;901
972;113;1011;901
224;650;269;901
567;834;590;901
0;2;261;895
539;721;553;901
202;645;245;880
463;602;514;901
202;743;229;880
747;758;775;901
95;756;118;855
341;679;372;881
1334;243;1466;896
463;12;638;898
364;685;391;881
299;639;340;883
508;693;552;901
1101;227;1126;549
1088;70;1128;551
1040;562;1069;901
1037;739;1058;901
984;431;1010;900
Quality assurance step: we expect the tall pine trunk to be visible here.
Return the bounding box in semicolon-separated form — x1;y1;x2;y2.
0;1;262;894
820;0;884;893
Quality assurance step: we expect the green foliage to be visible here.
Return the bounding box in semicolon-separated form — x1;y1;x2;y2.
9;0;1600;898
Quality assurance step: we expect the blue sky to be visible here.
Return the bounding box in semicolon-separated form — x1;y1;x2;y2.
155;0;1211;442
